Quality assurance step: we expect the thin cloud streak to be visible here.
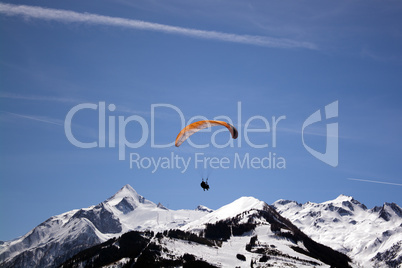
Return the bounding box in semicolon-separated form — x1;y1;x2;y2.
0;92;84;104
0;2;317;50
348;178;402;187
0;93;158;119
2;111;102;142
278;126;352;139
3;111;64;126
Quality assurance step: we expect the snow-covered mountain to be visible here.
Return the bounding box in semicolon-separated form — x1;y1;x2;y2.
60;195;351;268
0;185;399;267
0;185;209;267
273;194;402;267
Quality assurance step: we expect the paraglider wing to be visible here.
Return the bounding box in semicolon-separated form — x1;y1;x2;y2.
175;120;238;147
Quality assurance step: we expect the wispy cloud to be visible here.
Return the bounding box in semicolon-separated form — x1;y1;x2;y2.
348;178;402;187
278;126;353;139
0;92;84;104
360;47;394;62
2;111;64;126
1;111;101;141
0;93;158;119
0;2;317;50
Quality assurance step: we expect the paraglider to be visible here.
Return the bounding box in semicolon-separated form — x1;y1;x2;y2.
175;120;238;147
175;120;238;191
200;178;209;191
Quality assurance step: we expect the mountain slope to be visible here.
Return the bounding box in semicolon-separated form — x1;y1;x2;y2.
2;186;398;268
61;196;352;268
273;194;402;267
0;185;209;268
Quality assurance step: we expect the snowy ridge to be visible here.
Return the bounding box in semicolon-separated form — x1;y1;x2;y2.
273;194;402;267
182;196;267;233
0;185;210;267
0;186;400;267
195;205;213;213
60;194;350;267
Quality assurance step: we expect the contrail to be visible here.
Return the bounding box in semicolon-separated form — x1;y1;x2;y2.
0;2;317;49
348;178;402;187
0;93;83;104
4;111;63;126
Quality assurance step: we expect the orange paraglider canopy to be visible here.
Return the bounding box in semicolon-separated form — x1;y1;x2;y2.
175;120;238;147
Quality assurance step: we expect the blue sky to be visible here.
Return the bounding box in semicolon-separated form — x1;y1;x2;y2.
1;0;401;241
